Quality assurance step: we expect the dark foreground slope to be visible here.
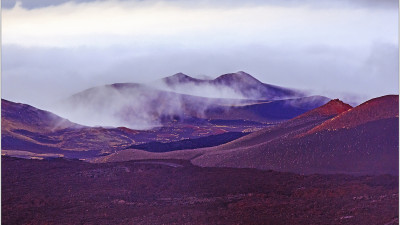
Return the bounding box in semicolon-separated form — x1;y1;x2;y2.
2;157;398;225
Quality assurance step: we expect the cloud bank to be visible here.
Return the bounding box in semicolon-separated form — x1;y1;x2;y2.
2;0;398;112
3;0;398;10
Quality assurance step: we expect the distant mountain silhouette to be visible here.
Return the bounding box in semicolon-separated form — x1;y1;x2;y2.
161;71;303;100
163;72;205;85
56;74;327;128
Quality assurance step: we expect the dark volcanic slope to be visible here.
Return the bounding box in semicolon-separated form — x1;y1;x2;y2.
94;99;351;162
101;96;398;175
1;99;143;157
1;99;263;159
163;71;302;100
1;99;92;157
209;98;353;151
192;95;399;175
204;95;330;122
2;157;398;225
306;95;399;134
1;99;80;132
127;132;248;153
294;98;352;121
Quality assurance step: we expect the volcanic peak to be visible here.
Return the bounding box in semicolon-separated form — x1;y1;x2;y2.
306;95;399;134
213;71;261;85
316;99;353;116
165;71;261;84
164;73;203;85
293;98;352;121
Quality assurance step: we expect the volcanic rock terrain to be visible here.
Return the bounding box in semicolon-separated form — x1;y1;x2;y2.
2;72;398;225
97;95;399;175
2;156;398;225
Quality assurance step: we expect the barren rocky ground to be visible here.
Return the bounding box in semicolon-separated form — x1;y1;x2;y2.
2;156;398;225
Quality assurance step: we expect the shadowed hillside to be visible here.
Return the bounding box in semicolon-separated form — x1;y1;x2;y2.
98;95;399;175
191;95;399;175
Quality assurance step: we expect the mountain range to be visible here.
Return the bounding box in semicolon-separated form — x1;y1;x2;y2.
2;71;398;225
2;72;398;175
51;71;320;129
160;71;302;100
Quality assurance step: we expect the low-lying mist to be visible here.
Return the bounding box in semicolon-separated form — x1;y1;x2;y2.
151;81;248;100
149;71;303;101
49;83;249;130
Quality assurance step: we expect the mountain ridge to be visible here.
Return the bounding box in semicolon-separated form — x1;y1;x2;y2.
304;94;398;136
96;95;399;175
161;71;303;100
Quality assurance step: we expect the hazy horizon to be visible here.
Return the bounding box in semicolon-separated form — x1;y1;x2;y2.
2;0;398;109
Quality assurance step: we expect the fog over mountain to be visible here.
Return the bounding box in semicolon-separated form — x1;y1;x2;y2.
2;0;398;110
48;72;327;129
2;2;398;223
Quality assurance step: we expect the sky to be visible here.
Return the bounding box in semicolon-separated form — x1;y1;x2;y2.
2;0;399;109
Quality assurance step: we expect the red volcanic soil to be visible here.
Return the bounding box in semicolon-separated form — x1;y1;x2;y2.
189;95;399;175
306;95;398;134
293;99;352;121
2;157;398;225
85;95;399;175
196;97;347;152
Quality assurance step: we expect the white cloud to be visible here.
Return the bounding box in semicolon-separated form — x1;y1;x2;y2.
2;0;398;109
2;1;397;48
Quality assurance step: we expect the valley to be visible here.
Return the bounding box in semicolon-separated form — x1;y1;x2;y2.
2;72;398;224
